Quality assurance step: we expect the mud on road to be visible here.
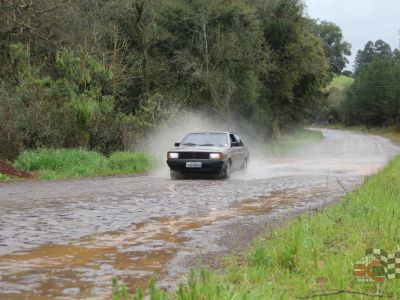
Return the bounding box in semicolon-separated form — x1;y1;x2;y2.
0;129;399;299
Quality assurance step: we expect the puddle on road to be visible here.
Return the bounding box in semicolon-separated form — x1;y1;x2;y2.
2;128;398;299
0;187;325;299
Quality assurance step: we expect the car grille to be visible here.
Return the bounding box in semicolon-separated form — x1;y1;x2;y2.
178;152;210;159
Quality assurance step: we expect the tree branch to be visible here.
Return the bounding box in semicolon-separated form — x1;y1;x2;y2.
34;2;69;15
5;16;60;49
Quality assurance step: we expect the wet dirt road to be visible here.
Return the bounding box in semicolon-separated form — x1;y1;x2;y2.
0;129;399;299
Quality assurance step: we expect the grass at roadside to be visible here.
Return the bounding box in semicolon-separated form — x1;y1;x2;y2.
0;173;10;181
13;149;157;180
265;128;324;156
328;75;354;91
114;154;400;299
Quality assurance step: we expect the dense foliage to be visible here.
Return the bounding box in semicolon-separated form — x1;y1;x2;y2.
311;20;351;78
317;75;353;123
340;40;400;127
0;0;349;159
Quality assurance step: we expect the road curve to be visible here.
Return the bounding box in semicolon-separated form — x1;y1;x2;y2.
0;129;398;299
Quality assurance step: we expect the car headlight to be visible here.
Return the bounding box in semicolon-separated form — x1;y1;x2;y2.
168;152;179;159
210;153;224;159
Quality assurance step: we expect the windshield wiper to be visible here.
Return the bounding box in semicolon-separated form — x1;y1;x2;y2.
199;143;215;146
182;143;197;146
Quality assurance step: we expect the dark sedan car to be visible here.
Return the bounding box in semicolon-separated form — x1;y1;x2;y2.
166;131;249;179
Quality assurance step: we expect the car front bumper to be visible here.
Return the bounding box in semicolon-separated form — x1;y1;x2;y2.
166;159;226;173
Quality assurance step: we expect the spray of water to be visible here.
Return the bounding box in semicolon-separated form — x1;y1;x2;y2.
135;110;400;180
134;110;273;179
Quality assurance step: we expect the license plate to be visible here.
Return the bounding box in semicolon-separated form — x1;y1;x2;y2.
186;162;202;168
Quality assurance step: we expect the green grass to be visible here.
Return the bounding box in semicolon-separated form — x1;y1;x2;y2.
0;173;10;181
14;149;156;179
328;75;354;91
108;152;156;173
265;128;324;156
113;155;400;299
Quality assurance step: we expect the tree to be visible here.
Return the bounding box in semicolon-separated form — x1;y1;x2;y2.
354;40;392;74
155;0;266;115
0;0;337;158
311;20;351;77
341;54;400;127
255;0;329;135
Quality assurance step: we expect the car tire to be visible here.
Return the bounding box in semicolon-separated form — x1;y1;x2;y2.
219;160;232;179
170;170;183;180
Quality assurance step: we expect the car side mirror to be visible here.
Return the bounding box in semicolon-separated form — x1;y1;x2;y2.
174;142;181;147
231;142;239;147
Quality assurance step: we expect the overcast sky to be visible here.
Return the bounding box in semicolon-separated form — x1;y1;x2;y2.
305;0;400;70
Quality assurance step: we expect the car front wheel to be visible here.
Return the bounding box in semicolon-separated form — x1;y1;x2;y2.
170;170;183;180
218;160;232;179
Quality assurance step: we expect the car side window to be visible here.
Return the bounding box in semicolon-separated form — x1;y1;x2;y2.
230;134;239;147
234;134;244;146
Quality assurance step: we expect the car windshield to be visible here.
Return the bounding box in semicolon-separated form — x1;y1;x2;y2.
181;133;228;147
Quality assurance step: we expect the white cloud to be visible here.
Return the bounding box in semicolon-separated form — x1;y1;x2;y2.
305;0;400;69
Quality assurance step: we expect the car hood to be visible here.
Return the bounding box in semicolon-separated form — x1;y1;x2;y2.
168;146;227;152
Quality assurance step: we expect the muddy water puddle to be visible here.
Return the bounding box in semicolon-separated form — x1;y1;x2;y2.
1;129;399;299
0;186;328;299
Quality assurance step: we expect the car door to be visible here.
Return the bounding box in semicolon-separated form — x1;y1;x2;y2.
229;133;241;170
234;133;247;167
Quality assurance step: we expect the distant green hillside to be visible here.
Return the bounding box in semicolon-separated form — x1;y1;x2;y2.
328;75;354;90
